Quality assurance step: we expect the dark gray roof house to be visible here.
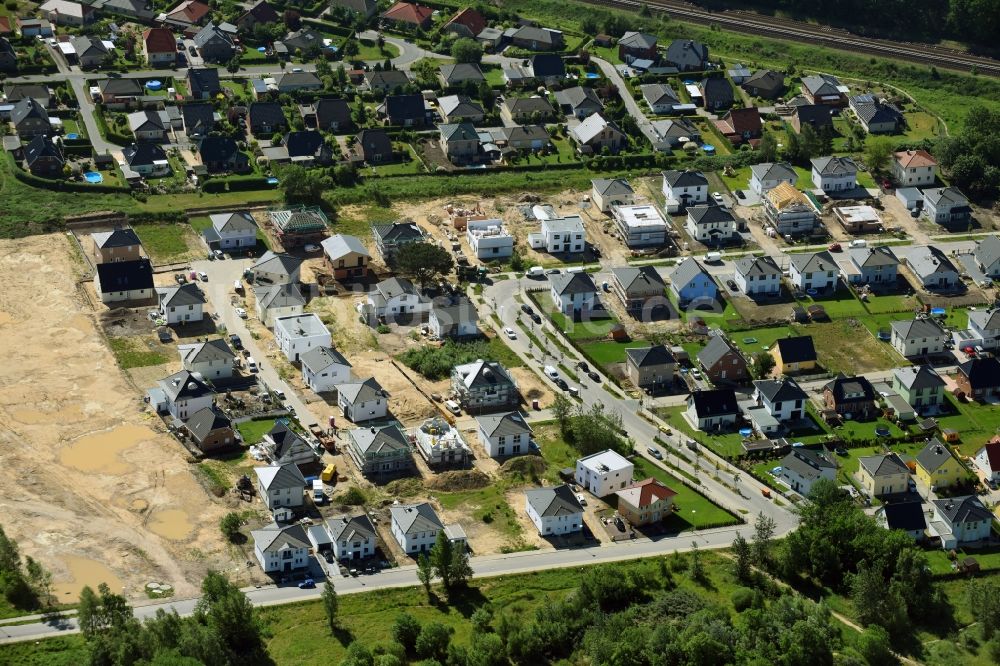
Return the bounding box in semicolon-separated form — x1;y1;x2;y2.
529;53;564;79
554;86;603;117
754;377;808;403
11;97;50;137
773;335;817;365
353;128;393;164
665;39;708;72
549;271;597;296
23;135;64;175
933;495;992;526
477;411;531;439
326;513;377;544
193;22;236;62
663;169;708;189
181;103;215;135
780;448;836;483
248;101;288;136
626;344;675;368
524;484;584;517
187;67;221;98
687;388;739;419
382;93;426;126
880;500;927;533
314;98;352;131
185;406;232;443
741;69;785;99
699;77;733;110
439;62;485;86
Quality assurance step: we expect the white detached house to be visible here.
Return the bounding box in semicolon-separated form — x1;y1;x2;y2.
524;485;584;536
156;283;206;324
390;503;443;554
253;463;306;510
300;346;352;393
251;522;310;573
550;272;597;316
273;313;332;363
476;411;532;458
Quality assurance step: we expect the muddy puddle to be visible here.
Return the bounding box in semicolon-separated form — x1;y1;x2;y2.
52;555;125;600
147;509;194;541
59;424;158;475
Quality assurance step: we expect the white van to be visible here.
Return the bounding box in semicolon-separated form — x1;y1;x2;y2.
526;266;544;278
246;356;258;372
704;251;722;263
849;239;868;248
445;400;461;415
566;266;585;274
234;280;244;295
543;365;559;380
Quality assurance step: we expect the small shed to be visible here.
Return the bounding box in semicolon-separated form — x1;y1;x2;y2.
941;428;960;443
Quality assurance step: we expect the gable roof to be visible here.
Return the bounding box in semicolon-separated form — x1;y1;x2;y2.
968;308;1000;332
612;265;664;293
592;178;633;197
924;186;968;208
933;495;991;525
382;1;432;25
626;344;675;368
975;235;1000;268
670;258;714;293
383;93;425;121
185;406;231;441
336;376;385;404
880;501;927;532
158;369;212;401
502;96;554;116
438;94;484;119
754;377;807;403
570;113;622;145
365;69;410;88
326;514;376;543
314;98;351;126
957;356;1000;390
742;69;784;91
859;452;908;478
823;374;876;403
453;360;514;389
143;27;175;53
23;135;63;166
252;250;302;275
850;245;899;269
525;484;583;516
907;245;959;279
128;109;164;132
714;107;762;135
300;345;351;374
355;128;393;156
801;73;841;96
444;7;486;36
181;103;215;133
180;338;234;365
93;227;141;249
158;282;206;307
891;317;947;340
789;250;837;275
193;21;235;48
811;155;858;177
254;282;306;310
916;438;956;474
253;462;306;490
700;76;733;102
751;161;797;183
663;169;708;189
687;204;734;227
275;71;322;89
251;522;309;552
11;97;48;126
321;233;369;260
95;258;153;293
198;135;244;167
476;411;531;439
550;271;597;296
238;0;280;24
283;130;327;158
390;502;442;533
440;62;485;84
210;211;255;233
641;83;680;107
735;254;780;278
665;39;707;68
248;101;286;128
99;77;142;96
440;122;479;142
894;364;945;391
619;31;657;50
617;478;676;509
697;335;742;369
70;35;108;58
781;447;836;481
187;67;221;96
894;149;936;169
554;85;602;111
687;388;739;418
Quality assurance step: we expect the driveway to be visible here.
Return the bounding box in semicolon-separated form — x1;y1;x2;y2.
69;78;118;155
592;57;657;149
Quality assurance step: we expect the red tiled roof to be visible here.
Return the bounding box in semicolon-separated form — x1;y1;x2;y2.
382;1;432;25
618;477;677;508
143;27;176;53
168;0;210;24
982;442;1000;472
0;17;11;34
894;149;936;169
445;7;485;36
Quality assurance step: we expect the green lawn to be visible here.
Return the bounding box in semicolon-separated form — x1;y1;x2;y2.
236;418;279;444
792;287;868;318
366;143;425;176
353;38;400;60
730;325;797;356
107;337;169;369
631;457;739;530
578;339;649;366
860;292;919;314
655;405;747;458
935;394;1000;456
132;223;195;263
535;422;580;482
482;64;506;86
435;484;525;545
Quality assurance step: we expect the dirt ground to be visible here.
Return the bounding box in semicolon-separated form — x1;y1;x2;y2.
0;235;237;603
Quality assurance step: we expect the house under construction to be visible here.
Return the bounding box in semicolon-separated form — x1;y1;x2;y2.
268;206;329;248
411;416;470;468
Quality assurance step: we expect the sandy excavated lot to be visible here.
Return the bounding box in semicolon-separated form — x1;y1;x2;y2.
0;235;234;603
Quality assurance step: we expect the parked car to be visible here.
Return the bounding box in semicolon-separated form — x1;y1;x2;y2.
503;327;517;340
726;279;738;292
297;578;315;589
304;244;320;253
229;334;242;349
197;271;208;281
521;304;534;316
577;360;589;372
712;191;724;203
546;268;561;275
575;493;587;505
646;446;662;459
588;371;600;382
555;378;569;390
235;307;248;318
213;249;224;260
174;273;187;284
531;313;542;324
828;242;842;252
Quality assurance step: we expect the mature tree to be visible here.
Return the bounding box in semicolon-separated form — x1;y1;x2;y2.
466;632;506;666
731;533;752;584
470;606;493;634
77;583;134;639
430;531;454;590
415;622;452;662
219;512;242;543
855;626;898;666
283;8;301;30
688;542;705;583
341;641;375;666
851;560;907;635
864;135;895;174
750;351;775;379
322;580;339;633
757;132;778;162
343;40;360;57
968;578;1000;641
279;164;332;204
448;546;473;590
752;512;776;568
451;38;483;65
196;571;266;661
226;54;241;74
416;553;434;599
551;393;573;436
395;242;454;288
392;612;422;654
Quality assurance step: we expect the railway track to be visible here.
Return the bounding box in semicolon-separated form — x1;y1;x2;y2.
582;0;1000;76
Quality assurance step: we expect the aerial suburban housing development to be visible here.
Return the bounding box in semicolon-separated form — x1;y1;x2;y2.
2;0;1000;663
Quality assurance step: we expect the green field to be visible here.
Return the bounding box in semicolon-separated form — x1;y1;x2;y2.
106;337;169;369
132;223;195;263
578;339;649;366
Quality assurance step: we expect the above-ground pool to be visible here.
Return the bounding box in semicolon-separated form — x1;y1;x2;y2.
739;428;753;438
931;307;946;316
875;427;891;437
585;72;600;79
145;80;163;90
83;171;103;183
806;288;818;296
65;132;79;140
258;46;266;52
266;177;279;185
702;144;716;154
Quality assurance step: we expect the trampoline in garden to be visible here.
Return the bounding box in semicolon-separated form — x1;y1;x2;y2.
875;426;891;437
742;337;758;344
145;80;163;91
83;172;103;183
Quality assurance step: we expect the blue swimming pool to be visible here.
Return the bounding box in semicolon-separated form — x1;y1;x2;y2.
702;144;716;154
585;72;600;79
266;177;279;185
66;132;79;140
83;171;103;183
931;307;946;316
145;80;163;91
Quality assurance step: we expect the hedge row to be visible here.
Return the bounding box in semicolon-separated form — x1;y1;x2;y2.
11;162;131;193
202;176;274;193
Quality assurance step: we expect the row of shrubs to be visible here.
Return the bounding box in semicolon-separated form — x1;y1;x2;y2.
201;176;275;193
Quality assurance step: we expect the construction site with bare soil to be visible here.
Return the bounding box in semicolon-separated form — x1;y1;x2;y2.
0;235;240;604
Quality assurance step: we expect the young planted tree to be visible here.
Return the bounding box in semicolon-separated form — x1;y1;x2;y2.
430;530;454;591
731;533;752;584
322;580;338;633
417;553;434;599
